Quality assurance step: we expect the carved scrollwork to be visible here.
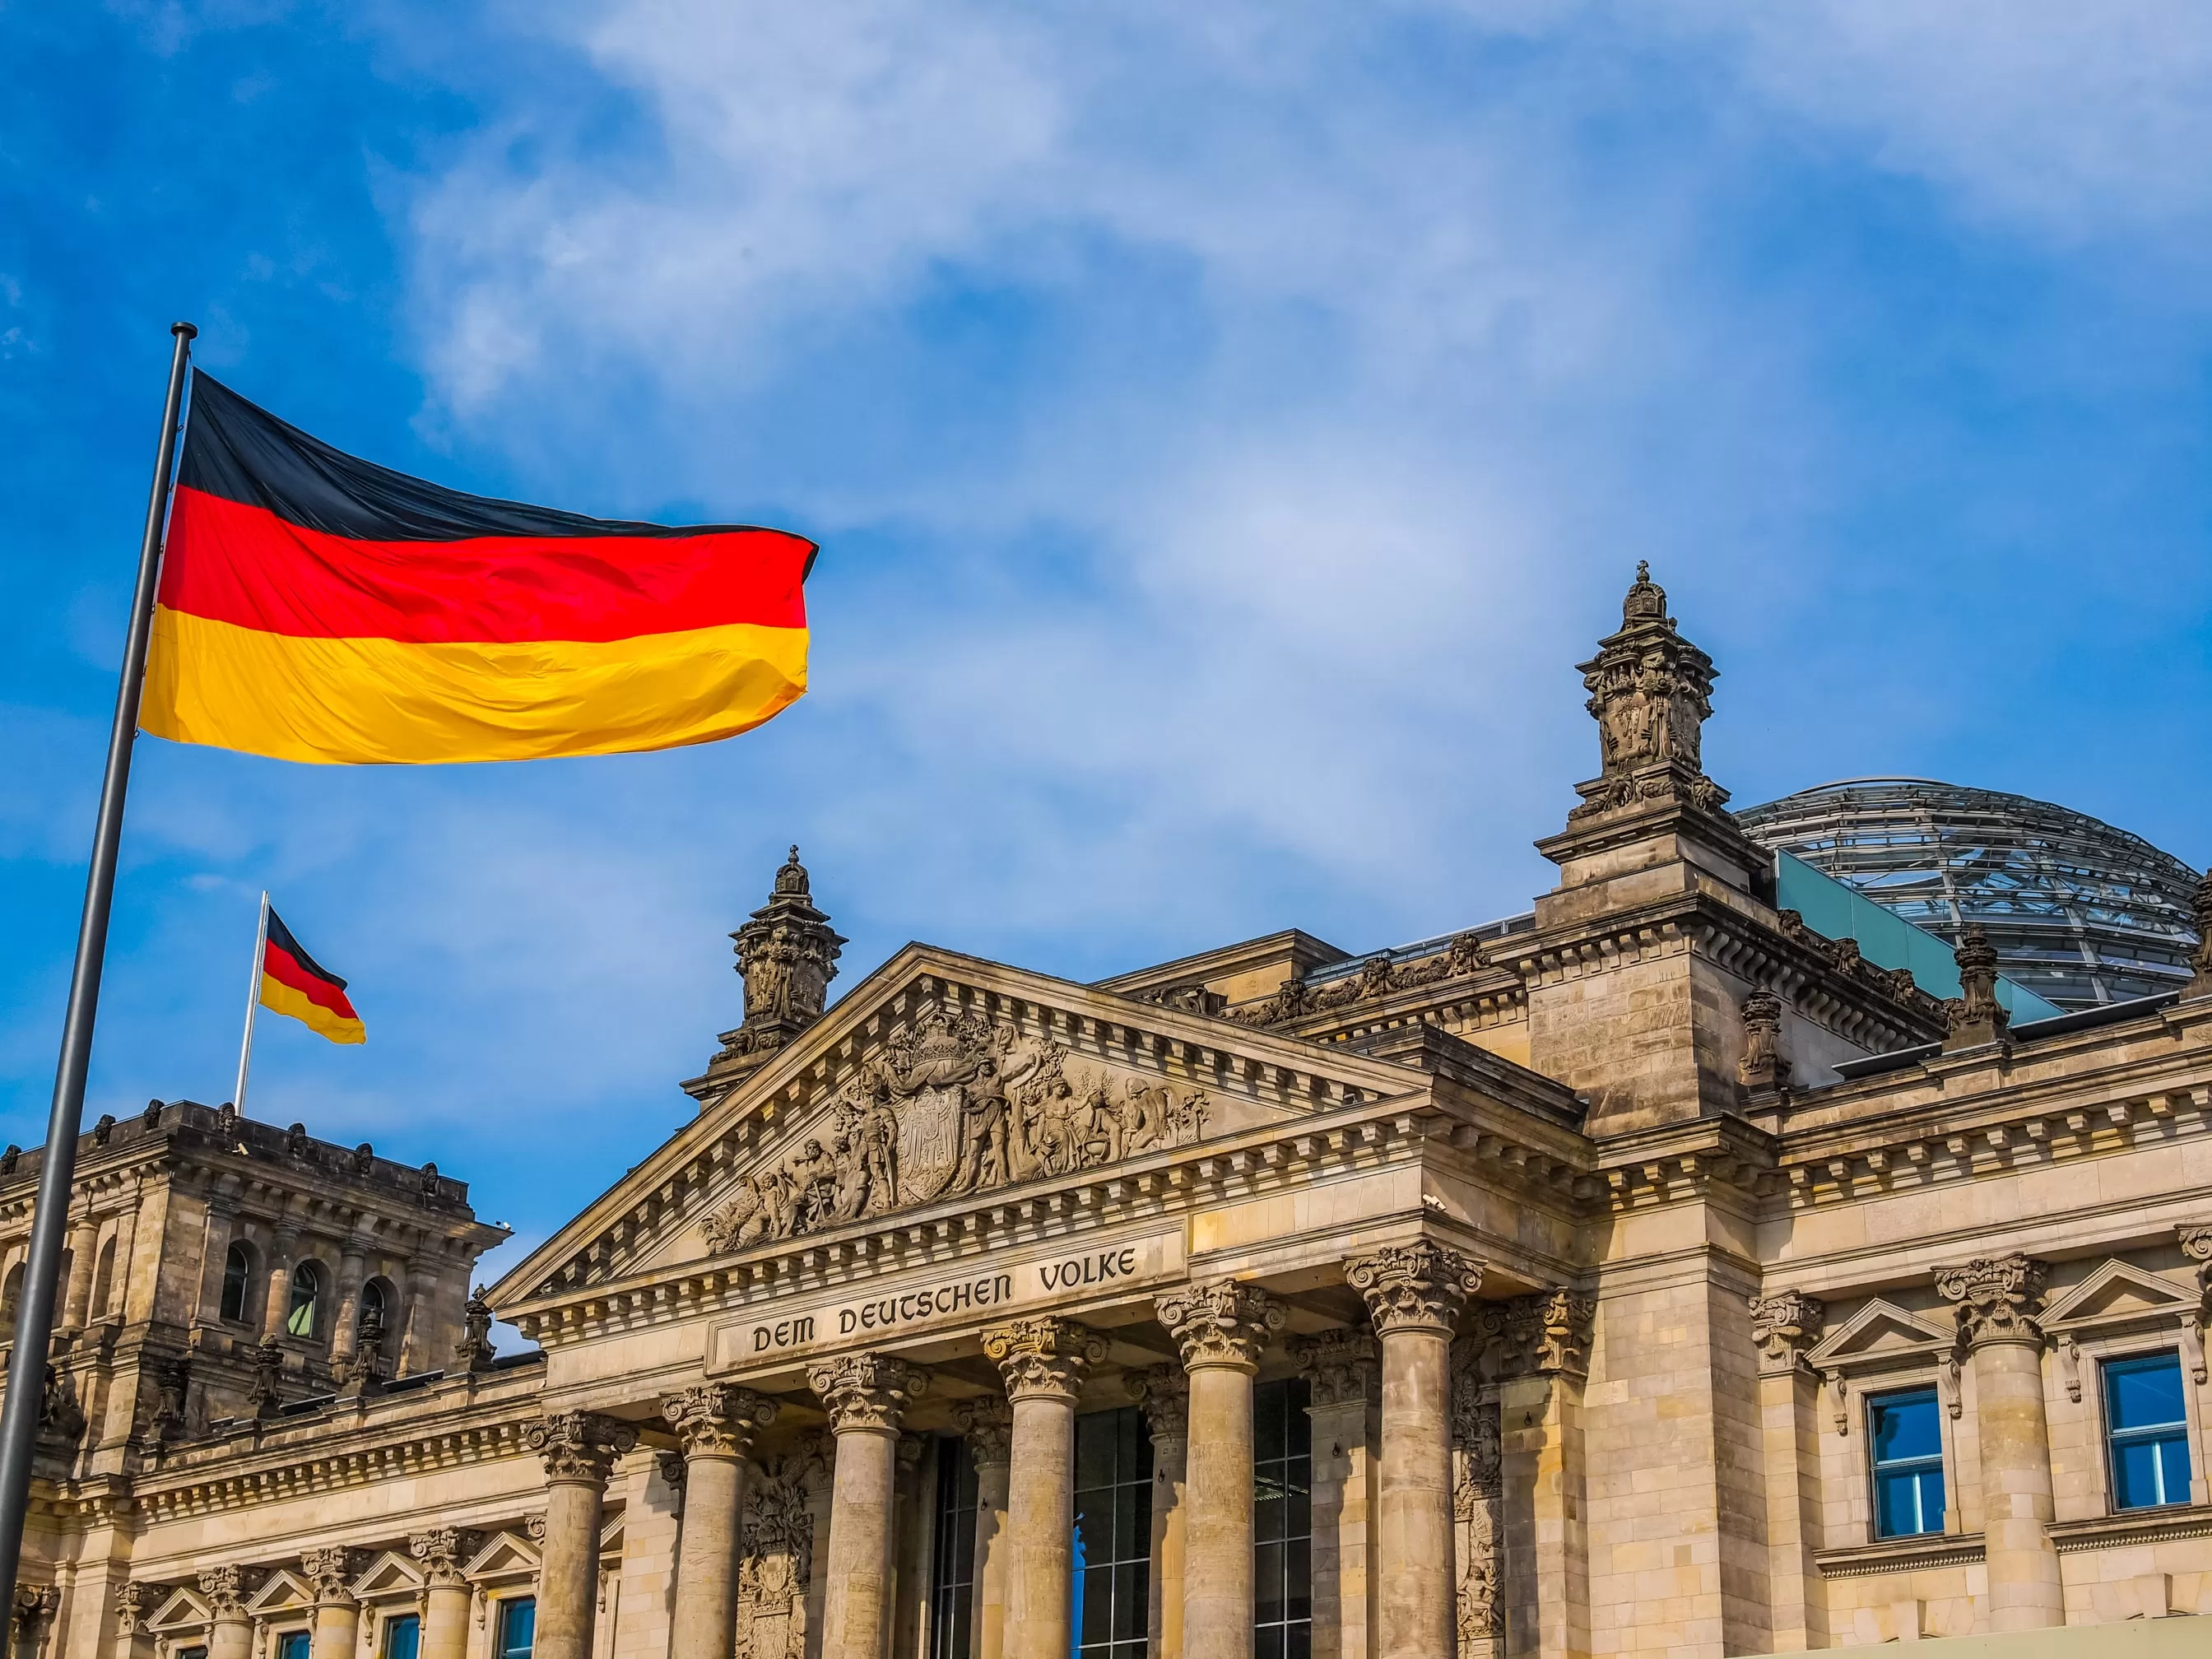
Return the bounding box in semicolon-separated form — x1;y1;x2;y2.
1345;1243;1486;1335
1155;1279;1284;1371
1936;1254;2047;1348
809;1354;927;1433
525;1410;639;1483
1747;1290;1824;1378
983;1317;1107;1402
299;1547;360;1606
198;1565;253;1620
954;1396;1014;1466
408;1527;480;1588
1127;1364;1189;1443
1451;1341;1503;1648
1295;1327;1378;1409
664;1383;780;1459
1503;1289;1596;1379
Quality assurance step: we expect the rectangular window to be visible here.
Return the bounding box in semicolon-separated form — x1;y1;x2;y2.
931;1435;980;1659
497;1601;535;1659
1253;1378;1313;1659
2105;1351;2193;1511
276;1636;310;1659
382;1615;421;1659
1868;1387;1945;1540
1073;1405;1153;1659
496;1600;536;1659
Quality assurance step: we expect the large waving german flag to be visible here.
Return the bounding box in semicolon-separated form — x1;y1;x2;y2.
142;374;814;764
260;908;365;1044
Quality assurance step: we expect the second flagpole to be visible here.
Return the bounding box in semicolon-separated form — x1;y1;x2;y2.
234;890;270;1113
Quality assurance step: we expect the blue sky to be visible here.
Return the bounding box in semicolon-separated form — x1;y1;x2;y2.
4;2;2209;1300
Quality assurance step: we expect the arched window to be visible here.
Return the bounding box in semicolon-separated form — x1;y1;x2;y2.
1;1264;21;1339
220;1243;253;1322
91;1238;115;1322
286;1262;323;1339
360;1278;393;1349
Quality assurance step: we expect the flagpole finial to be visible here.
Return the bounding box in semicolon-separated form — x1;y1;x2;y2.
172;322;198;341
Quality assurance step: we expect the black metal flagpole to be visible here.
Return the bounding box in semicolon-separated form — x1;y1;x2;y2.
0;322;196;1604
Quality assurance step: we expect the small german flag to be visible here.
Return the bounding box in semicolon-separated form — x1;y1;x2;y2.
259;909;365;1044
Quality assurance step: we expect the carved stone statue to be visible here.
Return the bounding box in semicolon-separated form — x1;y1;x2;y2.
1941;924;2010;1053
713;848;848;1070
1568;563;1728;823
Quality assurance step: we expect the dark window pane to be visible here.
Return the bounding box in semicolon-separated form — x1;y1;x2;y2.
1285;1378;1312;1456
1256;1543;1284;1624
1113;1489;1141;1561
2107;1355;2186;1432
1257;1494;1285;1544
1082;1568;1114;1644
1286;1539;1311;1621
1870;1392;1940;1463
383;1616;421;1659
1113;1564;1148;1640
1288;1624;1311;1659
1076;1503;1108;1563
1286;1481;1311;1544
1256;1628;1283;1659
1256;1385;1285;1462
1077;1416;1115;1491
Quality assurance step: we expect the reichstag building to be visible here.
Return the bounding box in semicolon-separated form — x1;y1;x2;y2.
6;567;2210;1659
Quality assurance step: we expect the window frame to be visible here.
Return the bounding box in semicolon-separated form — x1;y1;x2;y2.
495;1596;536;1659
219;1242;256;1325
1864;1385;1948;1542
286;1260;326;1342
2100;1347;2195;1514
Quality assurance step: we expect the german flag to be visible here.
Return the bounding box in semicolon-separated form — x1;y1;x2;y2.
259;909;365;1044
142;374;814;764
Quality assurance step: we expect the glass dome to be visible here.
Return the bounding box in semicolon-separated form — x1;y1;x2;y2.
1736;778;2202;1011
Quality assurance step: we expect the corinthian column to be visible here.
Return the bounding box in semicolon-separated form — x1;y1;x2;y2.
410;1528;481;1659
1156;1279;1285;1659
811;1355;929;1659
984;1318;1107;1659
526;1410;640;1659
300;1549;362;1659
1345;1243;1484;1659
1936;1256;2061;1631
955;1396;1015;1659
663;1385;780;1659
1127;1367;1190;1659
198;1568;253;1659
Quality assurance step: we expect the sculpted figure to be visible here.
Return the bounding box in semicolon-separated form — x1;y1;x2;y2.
948;1058;1011;1194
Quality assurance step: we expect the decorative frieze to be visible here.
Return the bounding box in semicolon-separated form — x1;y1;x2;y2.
983;1317;1107;1402
524;1411;639;1483
1345;1243;1485;1335
1155;1279;1285;1371
114;1582;147;1636
953;1396;1014;1466
1295;1327;1378;1409
808;1354;928;1433
1127;1364;1188;1443
664;1383;779;1458
1451;1345;1503;1650
1747;1290;1825;1378
1935;1254;2048;1348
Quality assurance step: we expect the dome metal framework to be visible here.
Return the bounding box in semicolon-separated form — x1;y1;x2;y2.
1736;778;2203;1011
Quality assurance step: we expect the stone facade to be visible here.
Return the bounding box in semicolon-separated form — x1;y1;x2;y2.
4;572;2210;1659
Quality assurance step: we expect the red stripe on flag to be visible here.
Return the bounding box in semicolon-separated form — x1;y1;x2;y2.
263;941;361;1020
160;487;812;644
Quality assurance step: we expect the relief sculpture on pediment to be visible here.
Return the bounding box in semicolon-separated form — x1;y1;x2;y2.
704;1007;1210;1251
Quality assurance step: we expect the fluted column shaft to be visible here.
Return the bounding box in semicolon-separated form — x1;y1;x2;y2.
665;1384;779;1659
1131;1367;1190;1659
986;1319;1106;1659
1347;1243;1485;1659
1158;1280;1285;1659
813;1355;928;1659
956;1399;1014;1659
527;1412;639;1659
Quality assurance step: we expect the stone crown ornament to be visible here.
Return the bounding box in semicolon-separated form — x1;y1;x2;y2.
1155;1278;1285;1370
664;1382;781;1458
983;1317;1108;1401
1568;562;1728;823
524;1410;639;1482
1936;1253;2049;1348
1345;1242;1486;1334
809;1354;929;1433
715;846;848;1068
299;1546;360;1606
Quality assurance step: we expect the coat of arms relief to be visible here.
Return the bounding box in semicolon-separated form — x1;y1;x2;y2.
704;1007;1211;1250
732;1452;820;1659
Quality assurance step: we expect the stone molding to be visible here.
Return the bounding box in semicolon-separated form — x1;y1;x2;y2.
663;1383;780;1460
981;1317;1107;1402
1935;1254;2049;1349
1155;1279;1285;1372
1294;1327;1378;1408
1126;1364;1188;1443
952;1396;1013;1466
524;1410;639;1484
300;1546;360;1606
1344;1242;1485;1335
808;1354;928;1434
1747;1290;1825;1378
408;1527;481;1587
198;1565;253;1620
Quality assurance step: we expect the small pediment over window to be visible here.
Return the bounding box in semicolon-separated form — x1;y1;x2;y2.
463;1529;541;1582
1805;1298;1952;1370
244;1569;313;1615
144;1587;211;1634
350;1550;425;1600
2043;1260;2199;1334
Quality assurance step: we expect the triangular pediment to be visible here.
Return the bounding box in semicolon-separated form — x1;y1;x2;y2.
492;943;1440;1316
245;1570;313;1615
351;1552;424;1599
146;1587;211;1633
2045;1260;2197;1331
1806;1298;1952;1368
463;1530;541;1580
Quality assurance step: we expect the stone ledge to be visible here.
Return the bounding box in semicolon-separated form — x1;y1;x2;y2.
2049;1503;2212;1554
1814;1531;1985;1578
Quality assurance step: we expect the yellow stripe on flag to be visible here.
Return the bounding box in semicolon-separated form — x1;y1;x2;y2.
259;974;367;1045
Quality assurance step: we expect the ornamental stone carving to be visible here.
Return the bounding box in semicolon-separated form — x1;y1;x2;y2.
1450;1341;1503;1647
1127;1364;1189;1443
114;1583;148;1636
408;1527;479;1587
1295;1327;1378;1409
734;1453;818;1659
1230;931;1489;1028
1155;1279;1285;1371
2180;1224;2212;1310
716;847;848;1067
453;1285;497;1374
1738;991;1790;1094
198;1565;252;1620
247;1336;286;1420
983;1317;1108;1402
300;1547;360;1606
1747;1290;1825;1377
664;1383;780;1458
1941;925;2011;1053
1504;1289;1596;1378
953;1396;1014;1466
1345;1243;1486;1334
703;1006;1211;1250
1568;563;1727;823
525;1411;639;1483
1936;1254;2048;1348
808;1354;928;1434
2188;870;2212;999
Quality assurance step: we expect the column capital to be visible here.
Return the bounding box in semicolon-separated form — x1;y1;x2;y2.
983;1317;1107;1402
1294;1327;1378;1408
526;1410;639;1484
1127;1364;1188;1443
300;1547;362;1607
1344;1242;1485;1335
198;1565;254;1620
408;1527;481;1587
1936;1254;2049;1348
1155;1278;1284;1372
115;1583;149;1636
1747;1290;1825;1377
953;1396;1014;1467
809;1353;928;1433
663;1382;780;1459
1504;1288;1596;1378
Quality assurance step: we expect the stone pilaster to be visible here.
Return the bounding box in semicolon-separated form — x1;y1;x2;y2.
1157;1279;1284;1659
1936;1257;2061;1630
527;1410;640;1659
60;1216;98;1332
409;1530;478;1659
811;1355;928;1659
1297;1330;1379;1659
664;1384;779;1659
198;1568;253;1659
1747;1292;1827;1652
1497;1290;1595;1659
1345;1245;1483;1659
985;1319;1106;1659
955;1397;1014;1659
1129;1365;1190;1659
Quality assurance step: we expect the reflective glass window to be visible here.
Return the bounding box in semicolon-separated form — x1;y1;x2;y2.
1868;1388;1945;1539
2105;1352;2192;1511
1072;1406;1151;1659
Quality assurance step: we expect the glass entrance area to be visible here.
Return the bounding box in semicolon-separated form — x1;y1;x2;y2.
1074;1406;1154;1659
1252;1378;1313;1659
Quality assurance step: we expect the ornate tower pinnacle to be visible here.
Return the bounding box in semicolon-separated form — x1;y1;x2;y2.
2187;867;2212;1000
1568;562;1726;822
713;845;847;1071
